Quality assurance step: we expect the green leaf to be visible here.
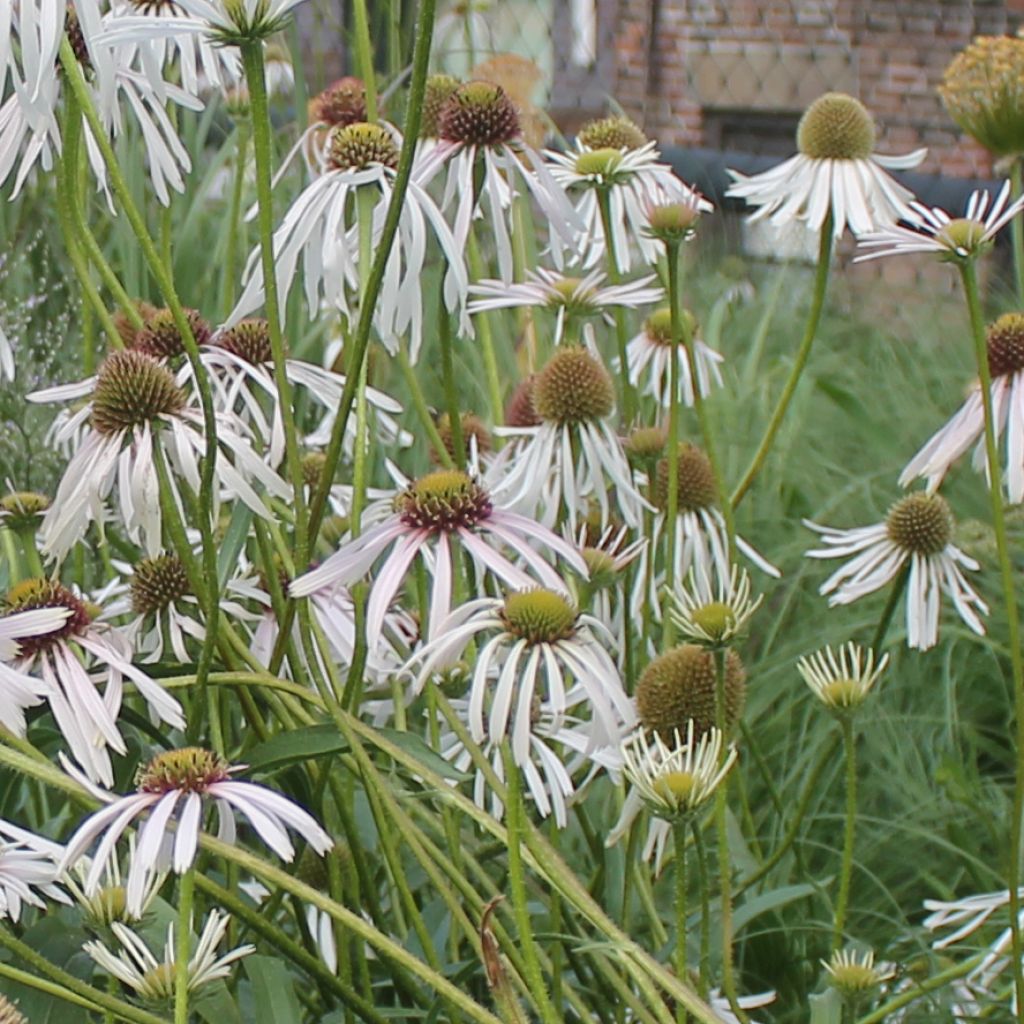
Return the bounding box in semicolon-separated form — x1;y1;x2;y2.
243;955;302;1024
218;501;256;590
809;989;843;1024
195;982;244;1024
379;727;468;782
245;723;348;774
733;883;817;934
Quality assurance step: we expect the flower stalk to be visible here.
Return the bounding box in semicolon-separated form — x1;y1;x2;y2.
174;869;195;1024
732;211;834;508
959;258;1024;1014
832;716;857;952
672;819;690;1024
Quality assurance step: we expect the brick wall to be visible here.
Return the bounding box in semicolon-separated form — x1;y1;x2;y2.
553;0;1020;178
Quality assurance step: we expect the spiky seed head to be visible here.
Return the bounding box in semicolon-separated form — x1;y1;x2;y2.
309;76;367;127
797;92;876;160
328;122;400;171
501;589;577;644
986;312;1024;377
437;81;521;146
885;492;953;555
131;307;211;361
573;147;625;177
2;578;92;655
636;644;746;741
643;307;698;346
577;115;647;151
421;74;461;138
823;949;894;999
624;425;667;470
505;375;541;427
64;6;92;68
217;318;273;365
940;35;1024;156
646;201;702;243
435;412;492;465
113;300;159;348
394;470;493;531
90;350;186;434
130;554;191;616
136;747;231;794
935;217;991;259
301;452;329;488
0;491;50;532
654;443;717;513
533;347;615;424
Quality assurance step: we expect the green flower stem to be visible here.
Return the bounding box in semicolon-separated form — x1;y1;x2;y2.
735;736;839;896
56;95;123;350
351;0;379;121
690;820;711;999
503;743;561;1024
427;693;720;1024
467;229;505;427
1012;160;1024;309
731;213;834;509
870;562;909;656
960;258;1024;1014
439;280;466;468
832;716;857;952
59;36;221;734
663;241;683;647
268;0;439;676
397;348;457;467
221;120;251;320
0;929;167;1024
239;40;309;565
672;819;690;1024
13;526;44;580
595;188;636;423
854;952;984;1024
175;869;195;1024
202;833;505;1024
1;529;22;584
713;650;747;1023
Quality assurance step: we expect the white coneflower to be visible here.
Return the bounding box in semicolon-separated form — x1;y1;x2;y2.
572;523;645;650
620;720;736;822
492;346;650;531
62;747;333;915
805;492;987;651
300;76;367;168
228;122;468;362
30;349;290;561
102;0;241;95
84;909;254;999
822;948;896;999
608;645;745;862
901;313;1024;503
671;563;762;649
64;838;165;927
97;0;309;47
547;131;711;271
1;3;200;205
194;318;409;465
622;306;724;409
923;886;1024;1012
797;642;888;713
468;267;661;347
405;588;635;763
633;444;778;621
727;92;925;238
440;696;625;827
856;181;1024;263
0;819;68;922
106;551;257;664
419;80;582;283
0;579;184;784
290;468;587;648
